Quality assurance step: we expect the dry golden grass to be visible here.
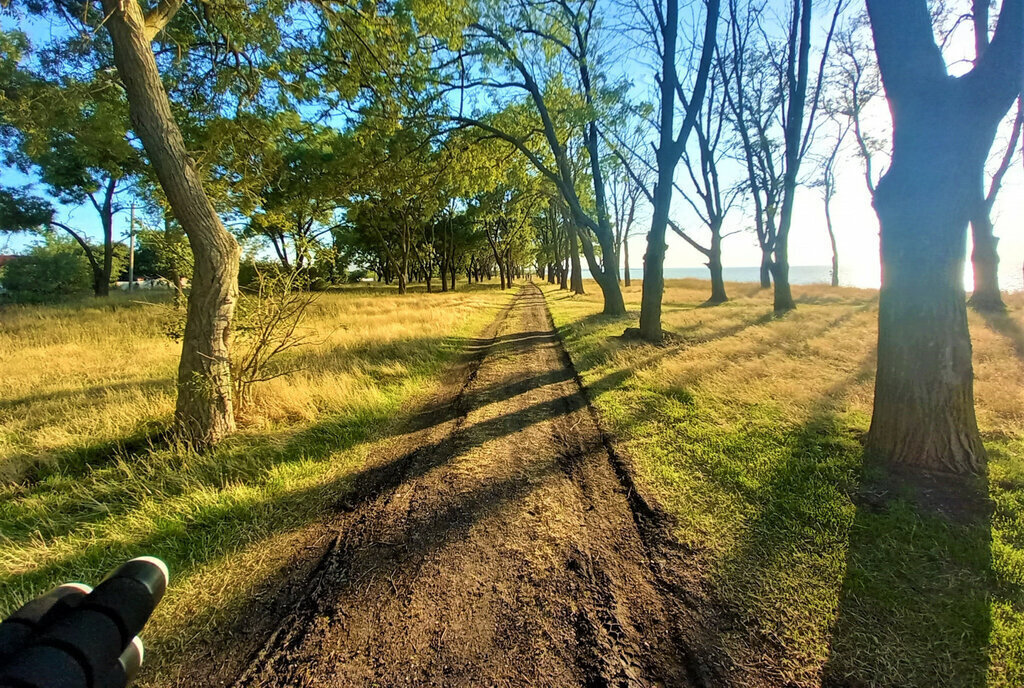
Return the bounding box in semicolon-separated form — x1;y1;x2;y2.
0;282;512;686
544;278;1024;688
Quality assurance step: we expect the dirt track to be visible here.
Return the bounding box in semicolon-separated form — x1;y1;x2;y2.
229;283;701;687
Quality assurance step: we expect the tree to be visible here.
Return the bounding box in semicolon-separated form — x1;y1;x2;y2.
97;0;242;446
966;0;1022;312
223;115;351;273
446;0;628;315
605;157;643;288
720;0;783;290
0;233;94;298
0;39;143;296
348;124;450;295
722;0;844;313
831;12;886;199
815;116;847;287
627;0;721;340
864;0;1022;473
675;64;744;304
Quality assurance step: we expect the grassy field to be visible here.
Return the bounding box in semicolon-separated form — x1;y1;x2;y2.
543;278;1024;687
0;282;512;685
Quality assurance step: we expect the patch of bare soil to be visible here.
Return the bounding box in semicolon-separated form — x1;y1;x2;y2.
190;283;719;687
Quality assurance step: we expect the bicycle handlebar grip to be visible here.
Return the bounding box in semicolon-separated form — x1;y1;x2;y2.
0;584;92;662
0;557;167;688
81;557;168;647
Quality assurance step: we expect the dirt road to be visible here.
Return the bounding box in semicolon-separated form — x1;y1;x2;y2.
231;283;700;687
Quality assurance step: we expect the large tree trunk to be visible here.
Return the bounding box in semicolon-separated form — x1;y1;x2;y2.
771;236;796;312
869;180;985;472
569;226;585;295
968;212;1004;310
102;0;239;447
640;166;672;340
863;0;1021;474
866;107;991;473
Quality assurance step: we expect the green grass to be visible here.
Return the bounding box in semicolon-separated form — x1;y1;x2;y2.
0;282;513;686
543;278;1024;688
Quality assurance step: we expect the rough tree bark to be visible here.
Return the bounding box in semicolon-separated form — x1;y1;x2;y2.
102;0;241;447
865;0;1021;473
639;0;720;341
707;228;728;304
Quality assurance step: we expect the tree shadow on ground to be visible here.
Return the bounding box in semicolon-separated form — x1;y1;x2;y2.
821;460;992;687
566;307;868;404
1;299;595;685
0;318;584;612
688;352;874;685
0;378;173;414
690;342;993;687
978;308;1024;362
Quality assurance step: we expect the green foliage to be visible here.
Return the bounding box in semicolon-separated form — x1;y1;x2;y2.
135;222;194;282
0;186;53;232
1;234;93;299
238;259;285;290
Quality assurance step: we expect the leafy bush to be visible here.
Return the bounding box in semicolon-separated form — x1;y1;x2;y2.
0;235;93;299
238;259;284;290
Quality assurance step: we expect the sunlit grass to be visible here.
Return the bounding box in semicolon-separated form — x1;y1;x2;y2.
544;278;1024;688
0;281;512;686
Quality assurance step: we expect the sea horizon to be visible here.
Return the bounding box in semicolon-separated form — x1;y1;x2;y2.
580;264;1024;293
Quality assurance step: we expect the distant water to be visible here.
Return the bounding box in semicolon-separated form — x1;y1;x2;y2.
582;264;1024;293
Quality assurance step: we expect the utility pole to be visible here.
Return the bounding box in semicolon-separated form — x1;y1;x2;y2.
128;201;136;290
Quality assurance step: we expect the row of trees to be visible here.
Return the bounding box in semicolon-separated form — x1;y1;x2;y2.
0;0;1020;480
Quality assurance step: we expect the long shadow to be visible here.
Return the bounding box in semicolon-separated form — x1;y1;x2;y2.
0;311;583;589
687;352;875;683
2;330;492;491
821;467;992;688
573;306;872;403
978;308;1024;363
0;378;173;413
6;369;589;557
231;448;589;687
1;302;595;684
2;422;172;488
692;346;992;686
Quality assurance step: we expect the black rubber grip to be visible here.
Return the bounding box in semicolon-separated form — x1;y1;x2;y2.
0;586;89;661
0;643;89;688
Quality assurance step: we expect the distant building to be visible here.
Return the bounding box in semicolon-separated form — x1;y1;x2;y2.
0;255;19;267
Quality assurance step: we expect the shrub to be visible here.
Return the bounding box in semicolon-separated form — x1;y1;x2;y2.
0;236;93;299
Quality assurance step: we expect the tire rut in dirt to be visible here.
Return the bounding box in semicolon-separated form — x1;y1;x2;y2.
232;283;697;687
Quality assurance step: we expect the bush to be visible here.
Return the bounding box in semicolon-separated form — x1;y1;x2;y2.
0;237;93;299
346;268;370;283
238;260;284;290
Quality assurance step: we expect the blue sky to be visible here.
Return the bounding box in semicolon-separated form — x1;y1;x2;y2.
3;3;1022;291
